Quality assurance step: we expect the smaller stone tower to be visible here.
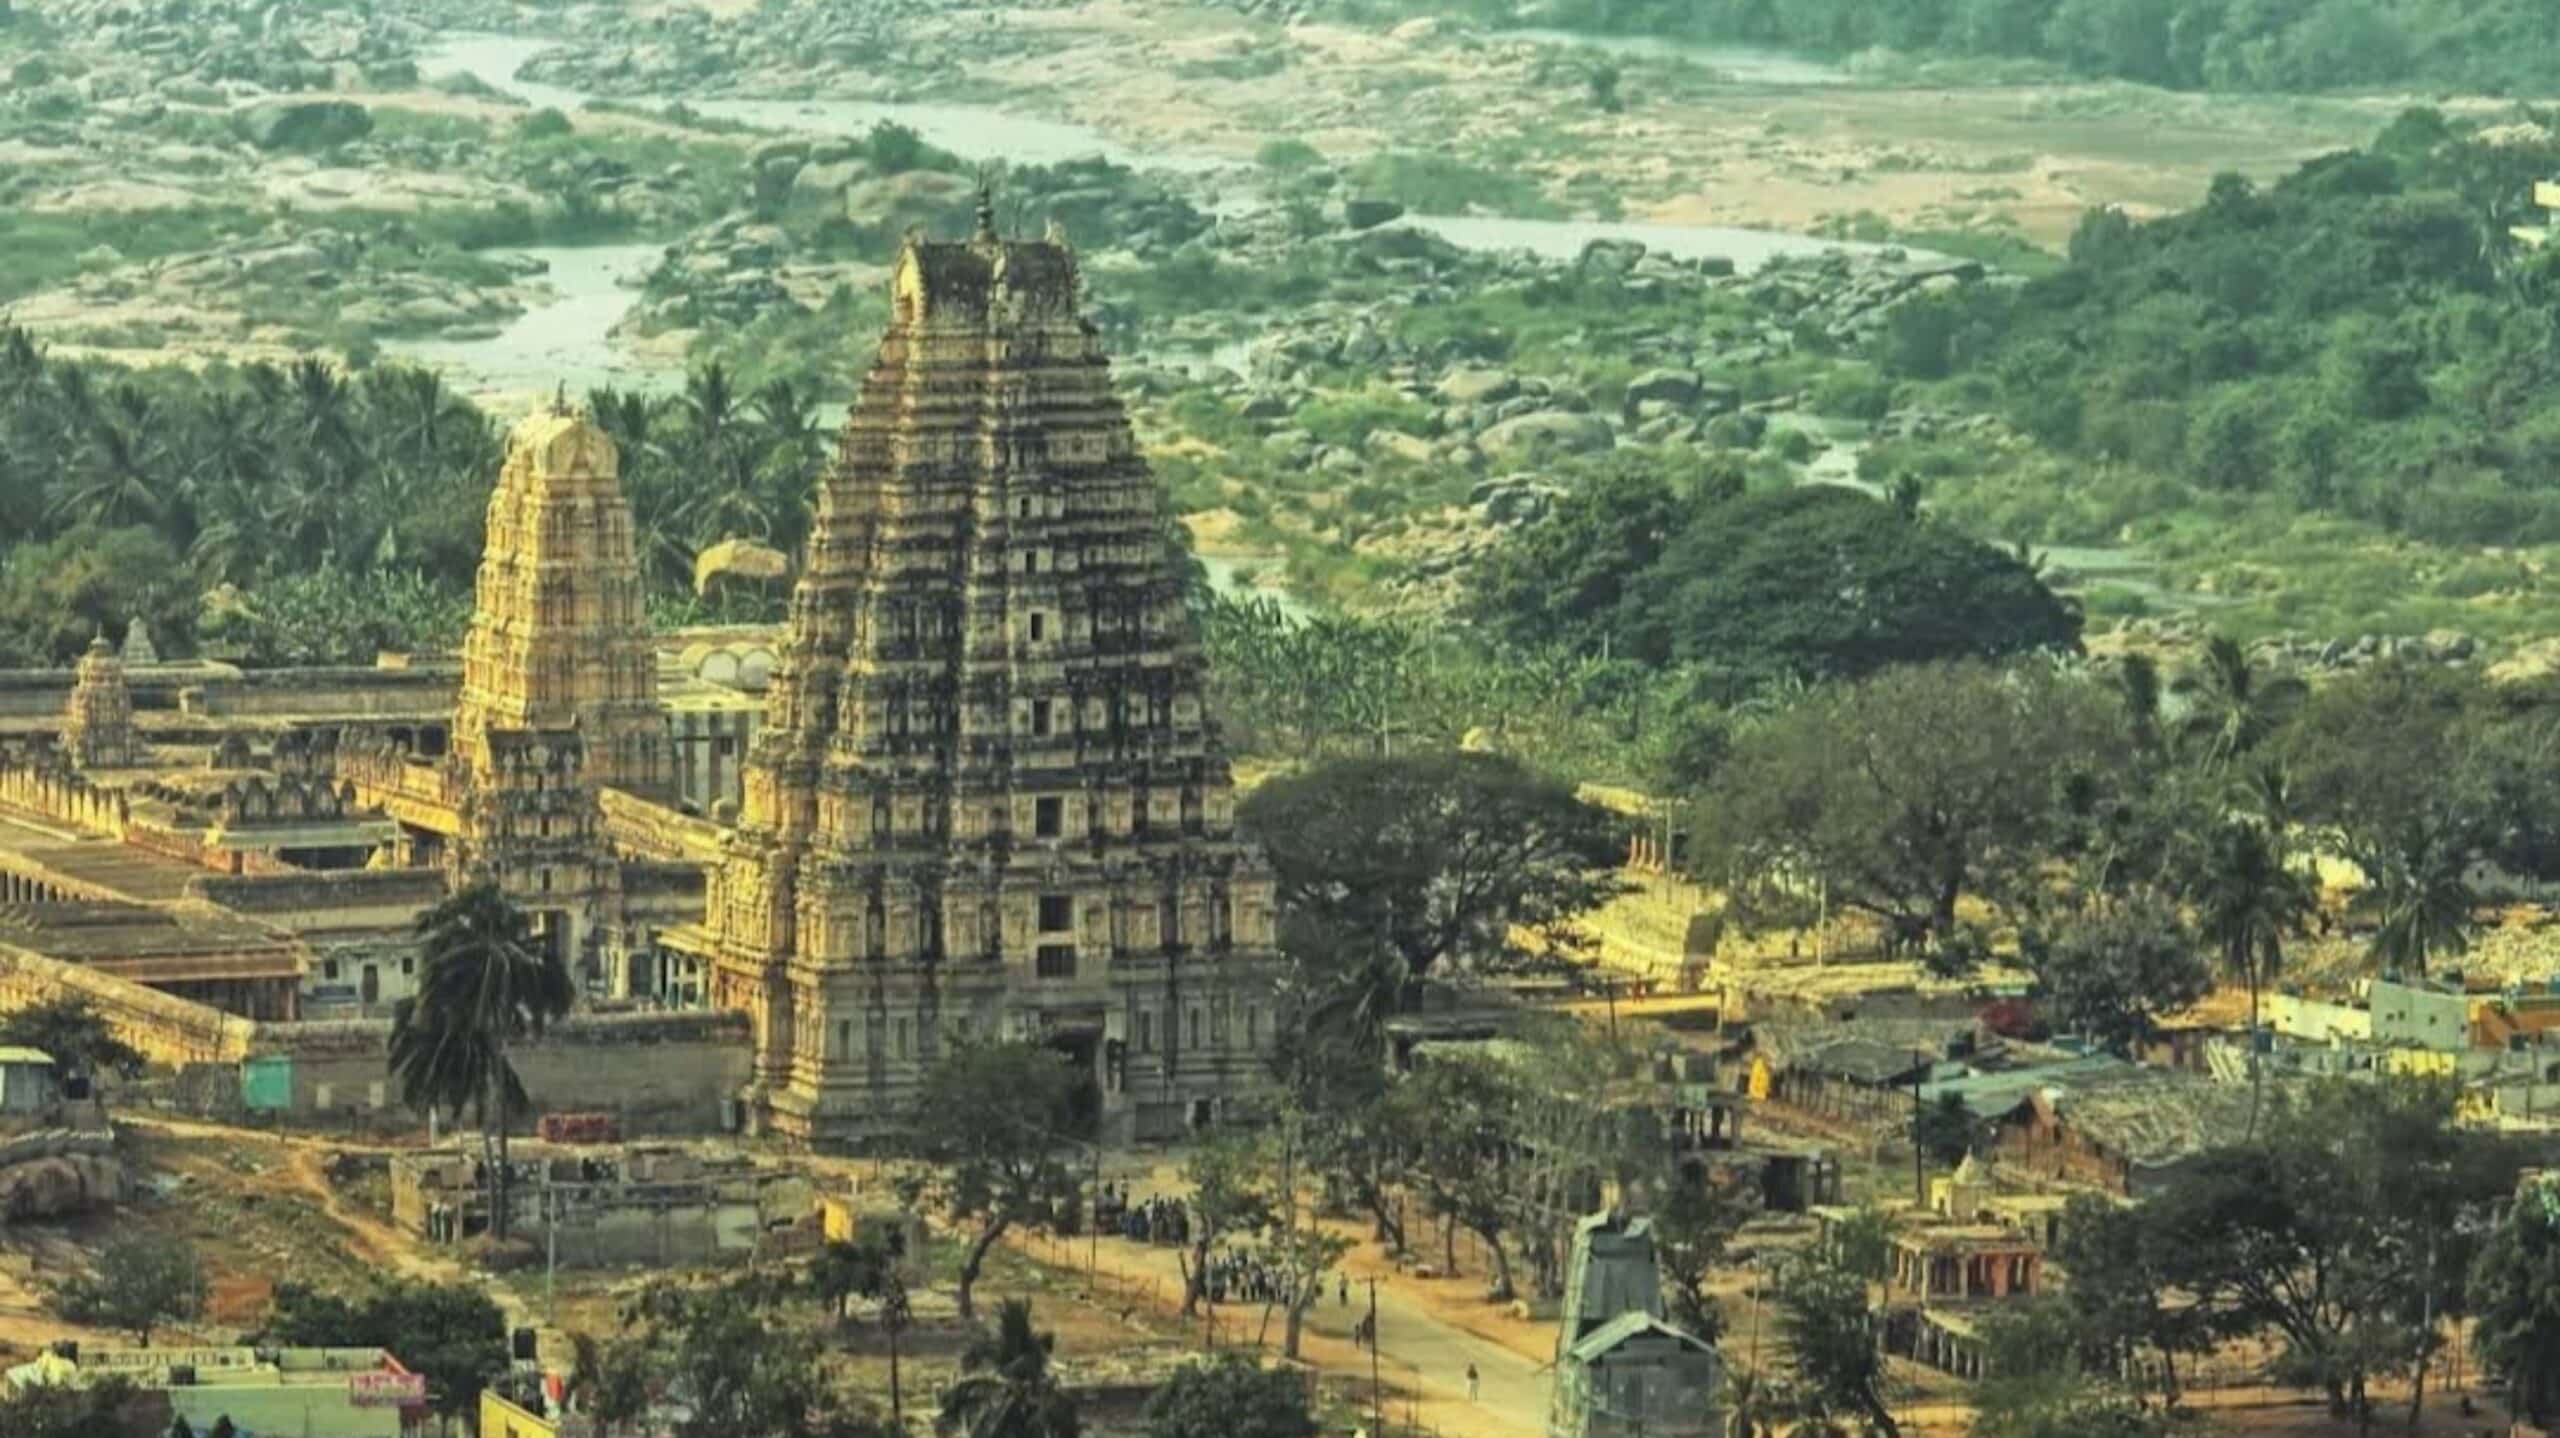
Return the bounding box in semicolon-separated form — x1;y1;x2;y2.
63;634;140;770
446;400;656;989
453;399;668;800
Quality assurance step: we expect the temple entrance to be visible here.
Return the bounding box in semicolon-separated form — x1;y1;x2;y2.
1045;1028;1103;1137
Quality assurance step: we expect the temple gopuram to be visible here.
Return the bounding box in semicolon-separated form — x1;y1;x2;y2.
703;205;1282;1146
0;208;1283;1145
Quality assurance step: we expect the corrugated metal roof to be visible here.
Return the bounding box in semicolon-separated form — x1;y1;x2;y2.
1568;1310;1715;1363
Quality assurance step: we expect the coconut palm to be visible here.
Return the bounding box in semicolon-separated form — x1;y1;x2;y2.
388;882;573;1242
2367;831;2478;979
937;1299;1080;1438
2174;635;2307;770
2189;817;2314;1137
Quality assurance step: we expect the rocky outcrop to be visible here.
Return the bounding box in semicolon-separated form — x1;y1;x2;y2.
0;1130;124;1223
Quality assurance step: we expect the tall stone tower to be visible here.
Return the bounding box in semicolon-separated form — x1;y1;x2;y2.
449;403;654;987
64;634;140;769
453;401;668;799
707;208;1282;1146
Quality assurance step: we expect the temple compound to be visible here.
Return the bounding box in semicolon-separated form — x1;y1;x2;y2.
0;210;1283;1145
703;208;1283;1146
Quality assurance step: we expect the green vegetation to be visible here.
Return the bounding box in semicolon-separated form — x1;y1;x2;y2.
1471;471;2082;687
1338;0;2560;94
52;1233;209;1345
1344;151;1566;218
265;1280;511;1425
0;994;144;1081
388;883;574;1246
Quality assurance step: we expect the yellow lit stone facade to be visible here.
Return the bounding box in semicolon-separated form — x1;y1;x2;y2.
454;406;669;799
445;404;658;981
709;217;1282;1145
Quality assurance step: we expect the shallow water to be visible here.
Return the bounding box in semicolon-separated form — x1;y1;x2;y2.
379;242;666;403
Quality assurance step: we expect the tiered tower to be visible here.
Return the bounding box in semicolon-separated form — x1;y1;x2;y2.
707;207;1282;1146
64;634;140;769
449;404;653;985
453;402;669;799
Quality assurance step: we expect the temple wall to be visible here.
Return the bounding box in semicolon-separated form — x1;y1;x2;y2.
188;871;449;934
0;944;257;1066
243;1011;751;1133
598;789;729;865
0;665;457;724
0;758;133;839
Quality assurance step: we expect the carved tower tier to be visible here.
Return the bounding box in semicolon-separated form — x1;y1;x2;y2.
64;634;140;770
454;403;669;800
448;403;647;989
708;212;1282;1146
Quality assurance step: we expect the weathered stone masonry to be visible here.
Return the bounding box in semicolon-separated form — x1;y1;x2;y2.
709;212;1283;1146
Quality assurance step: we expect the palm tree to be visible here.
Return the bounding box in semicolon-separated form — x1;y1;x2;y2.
2189;817;2314;1137
388;882;573;1242
937;1299;1080;1438
2174;636;2307;770
2368;831;2478;979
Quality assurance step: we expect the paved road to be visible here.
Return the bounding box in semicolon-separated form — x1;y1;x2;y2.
1036;1220;1551;1438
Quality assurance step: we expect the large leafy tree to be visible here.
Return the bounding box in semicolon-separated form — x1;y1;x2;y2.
1686;660;2125;963
1470;481;2081;687
902;1040;1087;1320
2282;662;2560;978
2112;1077;2516;1419
619;1276;893;1438
1241;749;1624;993
387;881;574;1243
1776;1251;1898;1438
2026;894;2211;1054
1141;1355;1317;1438
52;1234;206;1346
1465;461;1685;658
2472;1178;2560;1428
0;994;143;1081
266;1279;509;1425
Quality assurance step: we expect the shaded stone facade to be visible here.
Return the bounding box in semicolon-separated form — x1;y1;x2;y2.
63;637;140;770
708;213;1282;1145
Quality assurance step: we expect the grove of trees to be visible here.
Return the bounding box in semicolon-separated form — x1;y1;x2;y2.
1339;0;2560;93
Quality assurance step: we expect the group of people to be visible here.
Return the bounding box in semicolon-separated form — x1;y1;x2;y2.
1092;1184;1191;1246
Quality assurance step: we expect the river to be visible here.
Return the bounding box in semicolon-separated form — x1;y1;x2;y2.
394;32;1920;404
397;32;2186;616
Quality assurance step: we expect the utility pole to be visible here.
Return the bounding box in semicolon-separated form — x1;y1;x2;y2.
1368;1277;1382;1432
1911;1047;1928;1207
544;1176;558;1323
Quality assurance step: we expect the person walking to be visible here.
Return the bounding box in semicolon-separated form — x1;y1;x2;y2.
1466;1362;1480;1401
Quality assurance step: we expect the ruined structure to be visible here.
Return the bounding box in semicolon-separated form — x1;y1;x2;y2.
62;636;139;770
707;207;1283;1145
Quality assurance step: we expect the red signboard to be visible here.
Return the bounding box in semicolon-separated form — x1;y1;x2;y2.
348;1371;426;1408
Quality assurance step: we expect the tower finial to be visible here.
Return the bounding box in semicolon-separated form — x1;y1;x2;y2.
973;166;997;243
554;380;568;414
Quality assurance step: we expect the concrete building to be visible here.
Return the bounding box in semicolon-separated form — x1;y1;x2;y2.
391;1141;812;1266
707;208;1283;1146
5;1344;424;1437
